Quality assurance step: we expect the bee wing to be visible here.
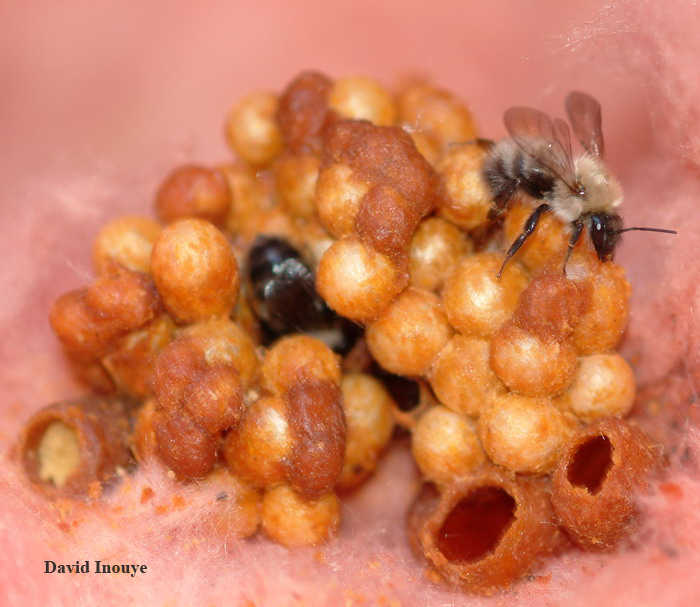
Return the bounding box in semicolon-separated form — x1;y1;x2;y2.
565;91;605;158
504;106;579;191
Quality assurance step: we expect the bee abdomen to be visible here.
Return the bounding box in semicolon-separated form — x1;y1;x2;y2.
246;236;360;353
482;143;556;213
247;236;321;334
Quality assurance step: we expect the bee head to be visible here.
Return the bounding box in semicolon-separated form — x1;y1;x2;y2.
589;213;622;261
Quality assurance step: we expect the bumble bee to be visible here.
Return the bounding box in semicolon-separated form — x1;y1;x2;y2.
482;91;676;276
246;235;360;353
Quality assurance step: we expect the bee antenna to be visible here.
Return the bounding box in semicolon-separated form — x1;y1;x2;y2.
616;226;677;235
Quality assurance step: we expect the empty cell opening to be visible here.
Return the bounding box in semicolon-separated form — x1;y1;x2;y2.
567;434;613;494
37;421;81;487
437;486;516;563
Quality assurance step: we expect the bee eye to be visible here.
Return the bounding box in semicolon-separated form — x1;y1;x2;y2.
589;214;621;262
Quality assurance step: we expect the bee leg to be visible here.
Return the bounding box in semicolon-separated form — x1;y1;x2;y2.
473;189;515;251
447;138;495;151
487;185;519;223
474;137;496;151
562;220;585;276
497;204;550;278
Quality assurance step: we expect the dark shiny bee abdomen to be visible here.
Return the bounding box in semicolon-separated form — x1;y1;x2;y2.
247;236;322;335
246;236;360;353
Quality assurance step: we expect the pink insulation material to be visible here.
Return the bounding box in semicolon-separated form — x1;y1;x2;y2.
0;0;699;605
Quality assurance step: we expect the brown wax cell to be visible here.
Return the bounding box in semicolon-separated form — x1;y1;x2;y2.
50;268;161;358
490;322;579;397
551;417;666;550
366;287;453;377
101;314;176;400
441;252;528;338
429;334;504;418
411;406;486;486
277;71;334;154
556;353;637;422
314;162;370;238
223;396;291;488
564;251;631;355
284;377;347;500
436;143;492;231
153;335;209;413
409;217;472;293
261;334;341;394
337;373;395;491
409;131;441;166
155;165;231;228
355;185;420;263
199;468;261;541
397;81;477;149
478;393;578;475
226;90;284;167
92;216;162;276
513;272;590;343
183;365;244;436
261;484;341;547
150;218;240;324
316;236;408;323
153;332;247;436
152;408;218;480
219;163;272;239
408;466;562;596
181;318;259;390
273;153;320;219
406;482;441;558
322;119;441;216
131;399;158;463
328;75;397;126
19;397;132;498
151;219;239;323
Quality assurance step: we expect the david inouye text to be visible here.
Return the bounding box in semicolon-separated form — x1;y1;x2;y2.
45;561;147;577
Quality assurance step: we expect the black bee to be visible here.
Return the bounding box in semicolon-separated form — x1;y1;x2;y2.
246;236;360;353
